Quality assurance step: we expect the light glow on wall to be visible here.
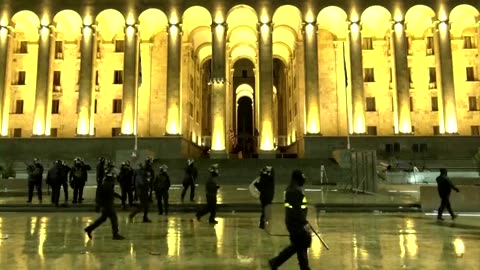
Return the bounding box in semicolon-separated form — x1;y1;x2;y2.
353;102;365;134
212;115;225;151
166;104;179;135
260;120;274;150
306;105;320;134
399;103;412;134
121;106;134;135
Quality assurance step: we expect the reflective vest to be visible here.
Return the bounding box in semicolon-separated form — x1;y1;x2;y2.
284;191;308;209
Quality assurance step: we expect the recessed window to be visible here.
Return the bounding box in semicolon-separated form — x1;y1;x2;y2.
17;41;28;54
111;127;121;137
471;126;480;136
13;71;26;85
367;126;377;135
431;96;438;111
13;128;22;137
364;68;375;82
428;67;436;89
468;96;478;111
464;36;476;49
433;125;440;135
114;40;124;52
426;36;434;55
410;97;414;112
94;99;98;114
114;70;123;84
189;103;193;117
53;71;61;86
50;128;58;137
55;41;63;59
466;67;476;81
15;100;24;114
408;67;414;88
112;99;122;114
362;37;373;50
52;99;60;114
366;97;376;112
95;70;99;86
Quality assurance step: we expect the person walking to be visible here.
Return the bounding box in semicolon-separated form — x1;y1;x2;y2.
269;170;311;270
254;166;275;229
181;159;198;202
129;164;152;223
195;164;220;224
436;168;460;221
84;162;125;240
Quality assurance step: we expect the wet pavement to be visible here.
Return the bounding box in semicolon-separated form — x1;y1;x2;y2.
0;184;418;208
0;212;478;269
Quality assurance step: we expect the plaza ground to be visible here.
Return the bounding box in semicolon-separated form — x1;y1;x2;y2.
0;212;478;269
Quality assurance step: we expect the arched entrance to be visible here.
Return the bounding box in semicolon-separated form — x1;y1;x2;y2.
232;59;256;157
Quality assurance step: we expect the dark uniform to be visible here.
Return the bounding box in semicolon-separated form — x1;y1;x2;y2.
269;170;311;270
436;168;460;220
196;164;220;224
60;161;70;203
26;158;43;203
70;158;91;203
46;160;63;206
181;159;198;202
129;165;152;223
118;161;134;209
96;157;106;185
84;167;124;240
144;157;155;201
254;166;275;229
154;165;171;215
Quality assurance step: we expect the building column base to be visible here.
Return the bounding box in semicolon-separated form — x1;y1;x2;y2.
209;150;228;159
258;150;276;159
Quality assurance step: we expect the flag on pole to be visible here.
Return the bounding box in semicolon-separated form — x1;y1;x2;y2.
342;42;348;88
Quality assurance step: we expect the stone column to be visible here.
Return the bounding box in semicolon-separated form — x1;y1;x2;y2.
258;22;274;151
210;22;227;153
0;26;12;136
33;25;53;136
121;24;139;135
391;21;412;134
166;23;182;135
434;20;457;133
348;21;366;134
303;22;321;134
76;25;96;136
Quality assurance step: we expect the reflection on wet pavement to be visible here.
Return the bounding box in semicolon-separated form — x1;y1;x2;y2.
0;212;478;269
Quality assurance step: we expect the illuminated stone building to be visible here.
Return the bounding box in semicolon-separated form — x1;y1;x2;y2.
0;0;480;158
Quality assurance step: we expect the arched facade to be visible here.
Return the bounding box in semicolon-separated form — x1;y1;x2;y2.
1;0;480;157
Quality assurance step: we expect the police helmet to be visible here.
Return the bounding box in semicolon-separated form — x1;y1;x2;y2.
187;159;194;166
260;166;273;175
159;164;168;173
209;163;220;174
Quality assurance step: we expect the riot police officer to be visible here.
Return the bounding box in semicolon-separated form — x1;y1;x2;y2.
154;165;171;215
195;164;220;224
46;160;63;207
85;160;125;240
96;157;106;185
70;157;91;203
26;158;44;203
118;160;134;209
269;170;311;270
129;163;152;223
254;166;275;229
181;159;198;202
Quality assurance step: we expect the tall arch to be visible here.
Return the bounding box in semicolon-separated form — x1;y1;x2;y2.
95;9;125;41
53;10;82;41
138;9;168;41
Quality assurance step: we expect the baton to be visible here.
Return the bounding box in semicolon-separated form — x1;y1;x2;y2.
308;222;330;250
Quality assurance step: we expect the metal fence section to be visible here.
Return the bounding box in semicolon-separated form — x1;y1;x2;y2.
351;150;378;194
